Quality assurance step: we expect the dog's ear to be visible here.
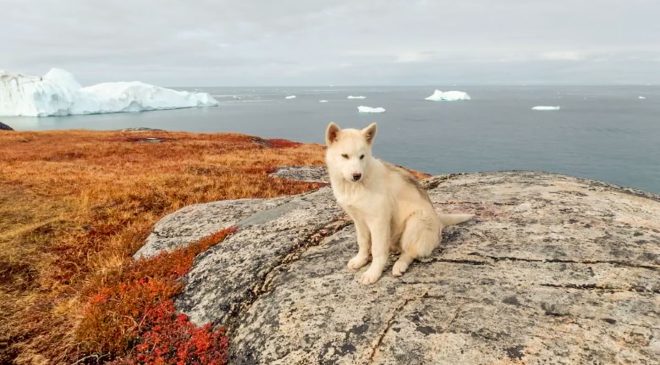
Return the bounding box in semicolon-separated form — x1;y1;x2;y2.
325;122;341;145
362;122;377;145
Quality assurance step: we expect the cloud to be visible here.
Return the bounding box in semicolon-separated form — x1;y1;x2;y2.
1;0;659;85
540;51;587;61
395;51;434;63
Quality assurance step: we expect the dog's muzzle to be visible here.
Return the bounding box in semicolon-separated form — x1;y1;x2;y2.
352;173;362;181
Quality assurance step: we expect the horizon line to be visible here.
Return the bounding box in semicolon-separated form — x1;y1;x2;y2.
168;83;660;88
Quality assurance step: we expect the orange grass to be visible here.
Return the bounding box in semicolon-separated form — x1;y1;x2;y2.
0;130;325;364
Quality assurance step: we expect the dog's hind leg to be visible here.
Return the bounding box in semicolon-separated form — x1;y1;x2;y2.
392;252;414;277
393;212;440;277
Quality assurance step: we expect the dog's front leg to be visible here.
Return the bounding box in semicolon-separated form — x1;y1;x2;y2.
347;218;371;270
360;219;389;285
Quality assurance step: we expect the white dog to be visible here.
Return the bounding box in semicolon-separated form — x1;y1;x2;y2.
325;122;473;284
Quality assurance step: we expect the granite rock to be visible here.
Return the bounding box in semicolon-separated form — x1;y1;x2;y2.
138;171;660;364
270;166;329;183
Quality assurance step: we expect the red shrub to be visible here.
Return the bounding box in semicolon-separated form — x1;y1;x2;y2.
112;301;228;365
77;227;236;363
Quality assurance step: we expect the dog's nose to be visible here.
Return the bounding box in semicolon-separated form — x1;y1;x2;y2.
352;173;362;181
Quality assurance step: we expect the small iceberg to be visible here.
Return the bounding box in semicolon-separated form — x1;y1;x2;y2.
285;95;296;99
347;95;366;99
638;96;646;100
357;106;385;113
0;68;218;117
319;99;329;103
531;106;561;111
425;89;471;101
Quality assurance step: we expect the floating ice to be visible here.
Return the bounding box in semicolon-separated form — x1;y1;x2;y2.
357;106;385;113
319;99;329;103
0;68;218;117
425;89;471;101
347;95;366;99
638;96;646;100
531;106;561;111
285;95;296;99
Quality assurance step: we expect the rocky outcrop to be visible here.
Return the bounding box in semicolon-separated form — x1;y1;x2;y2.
270;166;329;183
139;171;660;364
0;121;13;131
134;197;292;259
119;127;165;132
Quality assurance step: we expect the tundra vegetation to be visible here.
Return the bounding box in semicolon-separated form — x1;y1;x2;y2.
0;130;325;364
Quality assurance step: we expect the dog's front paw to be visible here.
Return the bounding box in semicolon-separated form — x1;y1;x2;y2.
347;254;369;270
359;268;383;285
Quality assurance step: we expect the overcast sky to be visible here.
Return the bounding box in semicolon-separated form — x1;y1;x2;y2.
1;0;658;86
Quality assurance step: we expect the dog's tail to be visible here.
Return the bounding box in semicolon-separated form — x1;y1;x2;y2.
438;213;474;226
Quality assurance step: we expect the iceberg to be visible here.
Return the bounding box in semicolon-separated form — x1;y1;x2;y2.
531;106;561;111
425;89;471;101
638;96;646;100
0;68;218;117
347;95;366;99
285;95;296;99
319;99;329;103
357;106;385;113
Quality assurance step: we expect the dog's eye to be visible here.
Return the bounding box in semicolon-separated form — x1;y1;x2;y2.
341;154;349;159
359;154;365;160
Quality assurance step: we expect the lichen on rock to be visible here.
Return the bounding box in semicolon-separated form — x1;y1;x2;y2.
138;171;660;364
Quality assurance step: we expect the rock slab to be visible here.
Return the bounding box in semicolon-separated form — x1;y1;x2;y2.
270;166;329;183
140;172;660;364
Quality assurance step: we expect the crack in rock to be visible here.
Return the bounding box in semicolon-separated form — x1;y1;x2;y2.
468;252;659;271
365;292;427;364
539;282;659;294
258;218;351;293
422;257;491;266
226;217;351;333
439;302;465;334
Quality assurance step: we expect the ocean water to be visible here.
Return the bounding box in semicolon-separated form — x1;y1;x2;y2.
5;85;660;193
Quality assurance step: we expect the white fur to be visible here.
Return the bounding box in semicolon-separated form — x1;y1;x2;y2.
325;122;473;284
